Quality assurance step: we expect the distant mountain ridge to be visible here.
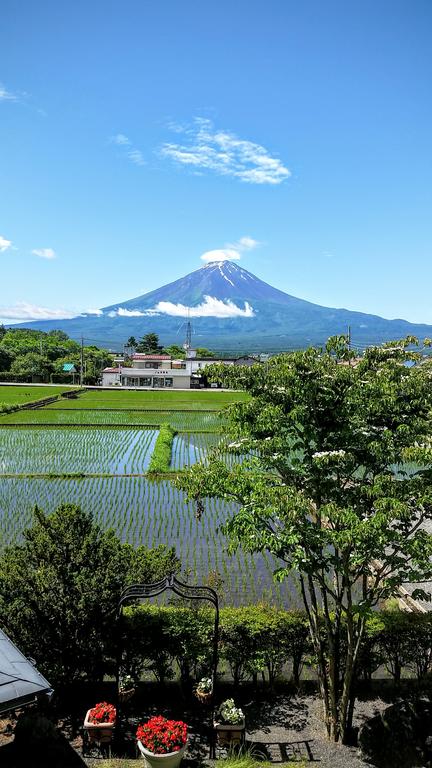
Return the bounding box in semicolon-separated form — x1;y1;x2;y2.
12;261;432;352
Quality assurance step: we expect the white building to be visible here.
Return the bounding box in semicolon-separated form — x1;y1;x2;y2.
101;353;258;389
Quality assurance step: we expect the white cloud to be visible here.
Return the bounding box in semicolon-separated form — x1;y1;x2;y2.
0;302;76;321
108;295;255;319
117;308;146;317
111;133;131;145
161;118;291;185
152;295;255;318
0;235;12;252
127;148;145;166
110;133;145;166
0;83;18;102
32;248;56;260
201;234;260;263
234;236;260;250
84;308;104;316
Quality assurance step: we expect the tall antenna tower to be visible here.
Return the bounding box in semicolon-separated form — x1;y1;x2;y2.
183;309;192;352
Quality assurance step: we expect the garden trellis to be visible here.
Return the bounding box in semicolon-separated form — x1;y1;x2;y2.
117;573;220;756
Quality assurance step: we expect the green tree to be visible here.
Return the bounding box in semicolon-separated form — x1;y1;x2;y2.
136;333;163;354
0;347;13;372
163;344;186;359
0;504;179;687
177;337;432;742
195;347;215;358
10;352;53;379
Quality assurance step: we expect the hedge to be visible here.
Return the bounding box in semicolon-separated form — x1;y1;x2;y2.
148;425;176;473
121;604;432;687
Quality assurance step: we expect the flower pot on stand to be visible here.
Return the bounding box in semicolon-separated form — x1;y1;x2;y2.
195;690;213;705
213;719;245;747
137;741;187;768
83;709;115;755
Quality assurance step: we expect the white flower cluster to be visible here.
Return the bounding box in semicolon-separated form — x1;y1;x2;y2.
228;438;248;449
312;450;346;459
196;676;213;693
218;698;244;724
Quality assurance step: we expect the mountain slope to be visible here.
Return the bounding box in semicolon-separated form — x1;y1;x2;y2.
11;261;432;352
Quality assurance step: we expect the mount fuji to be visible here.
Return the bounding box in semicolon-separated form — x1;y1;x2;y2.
13;261;432;352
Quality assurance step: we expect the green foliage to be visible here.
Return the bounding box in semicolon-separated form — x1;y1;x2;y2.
177;337;432;741
148;425;176;473
163;344;186;358
0;503;179;687
195;347;215;357
10;352;54;378
219;753;306;768
0;402;19;414
123;602;432;689
0;329;111;383
123;603;310;687
0;385;74;406
136;333;163;354
0;347;13;372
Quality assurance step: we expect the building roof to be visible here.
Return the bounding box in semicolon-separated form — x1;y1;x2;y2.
0;628;52;714
103;367;120;373
132;354;171;360
62;363;77;372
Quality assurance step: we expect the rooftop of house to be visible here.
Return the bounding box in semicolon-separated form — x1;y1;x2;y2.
132;354;171;360
0;628;52;714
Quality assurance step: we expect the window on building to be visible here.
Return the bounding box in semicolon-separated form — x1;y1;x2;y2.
164;378;173;387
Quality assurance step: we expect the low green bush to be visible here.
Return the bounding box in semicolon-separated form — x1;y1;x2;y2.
148;424;176;473
123;603;311;687
122;603;432;688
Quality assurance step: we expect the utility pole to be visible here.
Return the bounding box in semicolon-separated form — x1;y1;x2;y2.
80;336;84;387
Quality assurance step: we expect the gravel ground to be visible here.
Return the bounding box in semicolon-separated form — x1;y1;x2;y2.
241;694;387;767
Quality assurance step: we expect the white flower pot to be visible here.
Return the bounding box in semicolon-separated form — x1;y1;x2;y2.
83;709;115;744
137;740;187;768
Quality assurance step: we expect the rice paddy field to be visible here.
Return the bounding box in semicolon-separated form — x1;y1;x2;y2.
0;384;75;405
0;385;299;606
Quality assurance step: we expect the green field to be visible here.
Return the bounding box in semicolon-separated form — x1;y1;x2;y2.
44;388;248;409
0;384;75;405
0;476;295;606
0;408;225;430
0;386;284;606
0;427;158;475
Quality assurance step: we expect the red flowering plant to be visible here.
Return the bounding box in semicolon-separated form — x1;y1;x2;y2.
136;716;188;754
88;702;116;724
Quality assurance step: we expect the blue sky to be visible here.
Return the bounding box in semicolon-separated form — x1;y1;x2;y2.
1;0;431;325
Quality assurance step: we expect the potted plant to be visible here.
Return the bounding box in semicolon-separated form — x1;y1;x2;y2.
213;699;245;746
119;673;136;704
83;701;116;746
194;676;213;704
137;716;188;768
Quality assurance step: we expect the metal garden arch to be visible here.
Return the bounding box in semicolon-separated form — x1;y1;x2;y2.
116;572;219;741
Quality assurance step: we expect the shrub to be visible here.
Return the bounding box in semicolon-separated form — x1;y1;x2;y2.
148;425;176;473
